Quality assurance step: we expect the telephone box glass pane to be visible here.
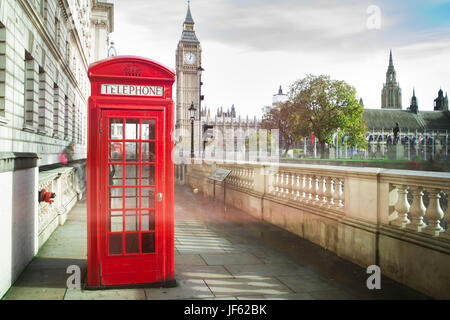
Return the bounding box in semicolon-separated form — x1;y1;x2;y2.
109;165;123;186
141;188;155;209
142;142;156;162
125;215;138;231
110;215;123;232
141;119;156;140
109;234;123;255
110;119;123;139
125;188;139;209
141;212;155;231
109;142;123;162
125;142;139;162
142;233;155;253
125;119;140;140
141;165;155;186
125;233;139;254
109;188;123;209
125;165;139;186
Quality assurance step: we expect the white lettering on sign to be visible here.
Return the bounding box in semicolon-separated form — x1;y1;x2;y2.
101;84;164;97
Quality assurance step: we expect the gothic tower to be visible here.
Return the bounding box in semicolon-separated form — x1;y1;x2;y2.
434;89;449;111
176;3;202;149
381;49;402;109
410;88;418;114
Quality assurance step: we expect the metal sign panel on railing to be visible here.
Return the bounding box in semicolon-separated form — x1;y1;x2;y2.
208;169;232;182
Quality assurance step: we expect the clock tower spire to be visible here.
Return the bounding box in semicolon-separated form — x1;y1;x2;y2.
176;2;202;156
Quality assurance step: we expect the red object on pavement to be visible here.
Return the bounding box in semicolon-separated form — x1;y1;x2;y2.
87;56;175;288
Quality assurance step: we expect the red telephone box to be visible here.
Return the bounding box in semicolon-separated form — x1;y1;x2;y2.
86;56;175;288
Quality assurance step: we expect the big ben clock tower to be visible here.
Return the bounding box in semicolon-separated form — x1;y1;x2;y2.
176;3;202;152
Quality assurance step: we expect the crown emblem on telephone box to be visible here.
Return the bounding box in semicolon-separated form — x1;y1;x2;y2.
124;64;143;77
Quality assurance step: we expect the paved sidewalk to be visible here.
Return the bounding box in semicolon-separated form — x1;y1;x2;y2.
3;185;428;300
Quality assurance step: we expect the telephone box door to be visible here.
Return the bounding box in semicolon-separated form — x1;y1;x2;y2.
100;109;166;286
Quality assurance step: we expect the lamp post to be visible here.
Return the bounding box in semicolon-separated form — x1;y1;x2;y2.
197;66;204;156
189;102;197;160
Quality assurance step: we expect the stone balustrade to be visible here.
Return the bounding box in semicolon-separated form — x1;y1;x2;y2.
181;160;450;299
38;165;85;248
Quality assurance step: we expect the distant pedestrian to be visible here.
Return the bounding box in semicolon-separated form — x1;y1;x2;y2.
393;123;400;145
60;142;84;198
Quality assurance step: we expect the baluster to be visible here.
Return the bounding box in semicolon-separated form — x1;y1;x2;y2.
391;184;411;228
246;169;251;189
278;172;284;197
336;179;344;209
306;175;314;202
442;190;450;239
423;188;445;237
314;176;320;203
316;176;323;205
288;173;295;199
301;175;307;201
328;178;335;207
271;171;279;195
284;173;290;198
246;168;251;188
293;174;300;201
323;177;332;206
239;168;243;187
297;174;304;202
406;186;427;232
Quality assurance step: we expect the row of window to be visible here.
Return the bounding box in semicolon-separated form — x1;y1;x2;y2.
24;49;86;145
37;0;89;97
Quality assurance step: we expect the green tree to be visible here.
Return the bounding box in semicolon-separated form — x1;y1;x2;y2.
261;101;307;157
289;74;367;158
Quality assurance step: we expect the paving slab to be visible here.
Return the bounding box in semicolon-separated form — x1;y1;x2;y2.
224;263;313;278
201;253;263;266
175;265;233;280
175;254;207;266
65;289;146;300
277;275;341;293
264;293;315;300
205;278;294;297
4;286;67;300
145;280;214;300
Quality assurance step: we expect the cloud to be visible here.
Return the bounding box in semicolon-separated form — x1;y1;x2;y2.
110;0;450;116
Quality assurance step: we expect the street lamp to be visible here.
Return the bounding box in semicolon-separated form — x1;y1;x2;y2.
189;101;197;159
197;66;204;155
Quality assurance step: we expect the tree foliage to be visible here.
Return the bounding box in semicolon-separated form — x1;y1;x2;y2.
262;74;368;158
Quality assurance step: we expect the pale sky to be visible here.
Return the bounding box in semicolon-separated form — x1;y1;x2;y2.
110;0;450;118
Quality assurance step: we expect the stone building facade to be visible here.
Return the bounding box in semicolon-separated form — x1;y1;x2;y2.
0;0;113;165
0;0;113;299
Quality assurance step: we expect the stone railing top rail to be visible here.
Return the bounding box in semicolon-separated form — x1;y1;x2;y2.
194;160;450;187
39;167;75;184
0;152;39;173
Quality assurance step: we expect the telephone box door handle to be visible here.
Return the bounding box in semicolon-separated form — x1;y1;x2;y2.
157;193;163;202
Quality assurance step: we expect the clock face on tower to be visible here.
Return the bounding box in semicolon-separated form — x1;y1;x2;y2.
184;52;197;65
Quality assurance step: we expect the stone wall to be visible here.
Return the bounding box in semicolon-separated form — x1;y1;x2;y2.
0;153;38;299
183;161;450;299
0;0;113;166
